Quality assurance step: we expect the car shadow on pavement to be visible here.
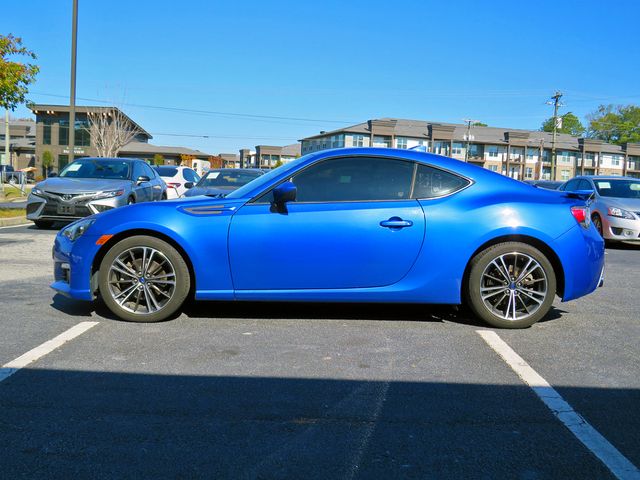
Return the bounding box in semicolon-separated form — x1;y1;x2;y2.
51;293;568;328
0;369;635;479
606;242;640;251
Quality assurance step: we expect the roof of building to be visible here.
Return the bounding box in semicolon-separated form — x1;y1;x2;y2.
300;117;625;154
120;141;211;157
29;104;152;140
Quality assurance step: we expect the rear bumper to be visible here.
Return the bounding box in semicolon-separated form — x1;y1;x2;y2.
555;223;605;302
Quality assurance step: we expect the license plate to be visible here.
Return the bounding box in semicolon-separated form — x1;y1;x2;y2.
57;204;75;215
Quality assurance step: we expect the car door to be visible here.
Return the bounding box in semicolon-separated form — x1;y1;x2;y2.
143;163;163;200
228;155;426;290
132;162;152;202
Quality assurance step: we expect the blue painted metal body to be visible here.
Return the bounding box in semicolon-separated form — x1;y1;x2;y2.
52;148;605;306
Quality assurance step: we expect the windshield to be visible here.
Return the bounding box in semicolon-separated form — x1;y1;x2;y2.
225;155;312;199
198;170;262;188
59;159;131;180
594;179;640;198
154;166;178;177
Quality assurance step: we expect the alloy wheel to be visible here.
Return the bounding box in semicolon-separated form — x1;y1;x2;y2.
479;252;548;322
106;246;176;314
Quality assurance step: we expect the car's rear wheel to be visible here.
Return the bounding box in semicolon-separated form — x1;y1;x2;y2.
465;242;556;329
33;220;53;229
98;235;190;322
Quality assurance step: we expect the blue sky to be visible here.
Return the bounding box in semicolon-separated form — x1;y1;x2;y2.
4;0;640;154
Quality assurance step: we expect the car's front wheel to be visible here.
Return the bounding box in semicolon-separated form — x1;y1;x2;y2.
98;235;190;322
465;242;556;329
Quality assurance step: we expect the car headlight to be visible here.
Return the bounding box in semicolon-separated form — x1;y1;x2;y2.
607;207;635;220
61;218;96;242
32;187;45;197
93;189;125;199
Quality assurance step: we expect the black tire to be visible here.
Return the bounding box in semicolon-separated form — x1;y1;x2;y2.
592;213;604;238
33;220;53;229
465;242;556;329
127;196;135;205
98;235;191;322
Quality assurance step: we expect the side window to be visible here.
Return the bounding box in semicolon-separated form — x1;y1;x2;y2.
142;163;155;179
184;169;200;183
578;179;593;191
562;179;580;191
132;162;144;180
290;157;414;202
412;164;470;198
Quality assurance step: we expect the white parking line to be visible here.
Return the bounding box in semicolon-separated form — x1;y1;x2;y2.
477;330;640;480
0;321;99;384
0;223;31;230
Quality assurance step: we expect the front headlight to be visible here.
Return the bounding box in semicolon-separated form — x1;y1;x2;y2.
61;218;95;242
93;189;125;199
32;187;45;197
607;207;635;220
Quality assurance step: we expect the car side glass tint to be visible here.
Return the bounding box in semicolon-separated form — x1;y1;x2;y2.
412;164;470;198
291;157;414;202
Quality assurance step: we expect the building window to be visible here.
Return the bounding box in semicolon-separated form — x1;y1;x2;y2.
331;134;344;148
561;169;570;181
58;154;69;171
488;146;498;158
59;119;69;146
396;137;408;149
372;136;391;148
43;119;53;145
352;134;365;147
75;119;91;147
451;142;463;155
525;167;533;179
489;165;498;172
526;148;536;160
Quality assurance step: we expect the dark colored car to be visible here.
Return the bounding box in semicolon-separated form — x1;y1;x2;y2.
0;165;25;185
182;168;265;198
524;180;563;190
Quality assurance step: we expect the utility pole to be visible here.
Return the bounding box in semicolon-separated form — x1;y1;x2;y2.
463;119;478;162
546;91;563;181
68;0;79;165
3;110;9;166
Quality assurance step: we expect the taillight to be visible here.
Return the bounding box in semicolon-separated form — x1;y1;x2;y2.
571;205;591;228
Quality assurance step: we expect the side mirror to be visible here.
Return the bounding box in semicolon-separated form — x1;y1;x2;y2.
136;175;150;185
271;181;296;213
184;182;194;189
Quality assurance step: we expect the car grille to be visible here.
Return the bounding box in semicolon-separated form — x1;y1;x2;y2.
26;202;41;215
44;190;94;200
40;194;93;218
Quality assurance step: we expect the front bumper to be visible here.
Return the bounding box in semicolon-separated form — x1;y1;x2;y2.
27;192;125;222
51;232;102;301
602;214;640;243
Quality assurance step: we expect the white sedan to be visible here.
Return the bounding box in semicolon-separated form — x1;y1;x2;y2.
153;166;201;199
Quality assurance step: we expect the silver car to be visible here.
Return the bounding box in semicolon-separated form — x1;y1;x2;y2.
559;175;640;244
27;157;167;228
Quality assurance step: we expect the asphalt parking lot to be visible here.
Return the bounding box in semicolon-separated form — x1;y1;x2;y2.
0;223;638;479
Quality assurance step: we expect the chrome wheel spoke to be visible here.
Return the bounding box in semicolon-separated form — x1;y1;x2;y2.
481;252;547;322
107;246;176;315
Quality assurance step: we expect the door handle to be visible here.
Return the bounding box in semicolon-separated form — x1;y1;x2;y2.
379;217;413;229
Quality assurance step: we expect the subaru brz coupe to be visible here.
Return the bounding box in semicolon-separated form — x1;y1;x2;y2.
52;148;605;329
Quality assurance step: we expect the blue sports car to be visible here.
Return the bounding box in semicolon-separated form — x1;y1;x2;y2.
52;148;604;328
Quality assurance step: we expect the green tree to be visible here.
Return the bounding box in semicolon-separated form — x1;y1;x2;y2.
586;104;640;145
0;34;39;111
541;112;585;137
41;150;53;178
472;122;488;127
153;153;165;166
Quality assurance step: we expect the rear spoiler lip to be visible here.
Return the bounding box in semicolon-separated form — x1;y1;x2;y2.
563;189;595;202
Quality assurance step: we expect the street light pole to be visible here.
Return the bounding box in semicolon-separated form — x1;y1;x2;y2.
547;91;563;181
68;0;78;165
3;109;9;166
463;119;478;162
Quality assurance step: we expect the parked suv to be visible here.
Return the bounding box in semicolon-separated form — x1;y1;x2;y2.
26;157;167;228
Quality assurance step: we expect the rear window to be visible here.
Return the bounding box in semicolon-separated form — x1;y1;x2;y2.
412;164;470;198
154;166;178;177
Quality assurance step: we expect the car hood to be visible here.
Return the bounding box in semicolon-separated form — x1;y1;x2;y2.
37;177;132;193
183;186;237;197
599;197;640;212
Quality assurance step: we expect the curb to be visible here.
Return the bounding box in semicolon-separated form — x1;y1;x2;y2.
0;216;29;227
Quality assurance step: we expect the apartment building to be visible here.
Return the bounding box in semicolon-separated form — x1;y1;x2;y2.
300;118;640;180
238;143;301;169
